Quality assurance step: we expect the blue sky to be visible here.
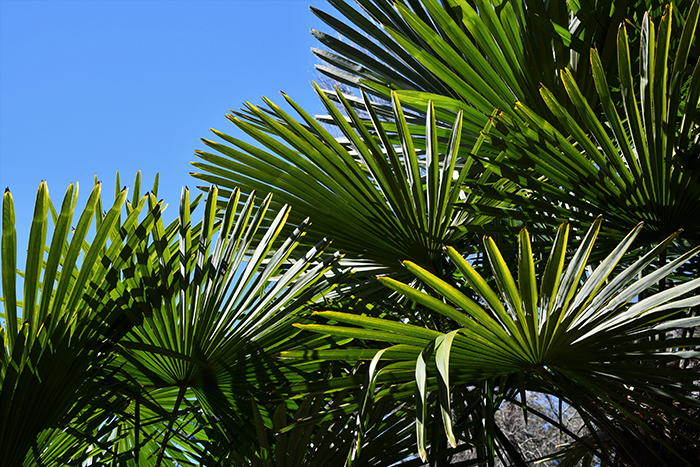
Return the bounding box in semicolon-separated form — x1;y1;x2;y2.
1;0;331;259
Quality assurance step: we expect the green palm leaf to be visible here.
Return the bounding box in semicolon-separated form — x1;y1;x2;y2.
291;220;700;464
220;390;419;467
1;176;160;466
467;1;700;249
310;0;691;140
193;88;508;295
110;185;344;463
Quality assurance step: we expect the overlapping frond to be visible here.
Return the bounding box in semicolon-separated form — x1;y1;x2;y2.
193;87;513;292
464;1;700;248
109;185;344;463
311;0;693;136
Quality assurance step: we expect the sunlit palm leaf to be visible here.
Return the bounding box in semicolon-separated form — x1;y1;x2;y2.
0;176;160;466
310;0;691;138
193;88;506;293
110;185;344;463
289;220;700;465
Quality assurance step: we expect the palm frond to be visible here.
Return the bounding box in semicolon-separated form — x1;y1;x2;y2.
288;220;700;464
467;1;700;249
1;176;160;466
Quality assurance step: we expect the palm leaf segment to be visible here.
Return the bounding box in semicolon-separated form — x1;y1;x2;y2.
313;0;699;249
114;184;344;463
193;88;504;281
293;219;700;464
1;179;161;466
468;1;700;246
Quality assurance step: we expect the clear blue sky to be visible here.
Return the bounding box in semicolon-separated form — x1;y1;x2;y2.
1;0;330;260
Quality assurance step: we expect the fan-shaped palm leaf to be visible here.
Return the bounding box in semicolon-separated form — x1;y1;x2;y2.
1;177;160;466
289;219;700;465
106;185;344;464
464;1;700;249
310;0;693;140
193;87;511;295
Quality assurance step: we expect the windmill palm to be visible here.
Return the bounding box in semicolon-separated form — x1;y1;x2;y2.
309;0;700;259
5;0;698;465
286;219;700;465
192;85;515;302
192;0;700;286
1;175;344;465
309;0;690;140
186;1;700;465
187;2;700;463
191;0;622;266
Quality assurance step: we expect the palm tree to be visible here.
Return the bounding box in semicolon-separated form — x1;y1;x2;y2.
107;184;344;465
3;0;699;465
193;0;699;271
462;1;700;250
1;175;344;465
192;88;508;295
